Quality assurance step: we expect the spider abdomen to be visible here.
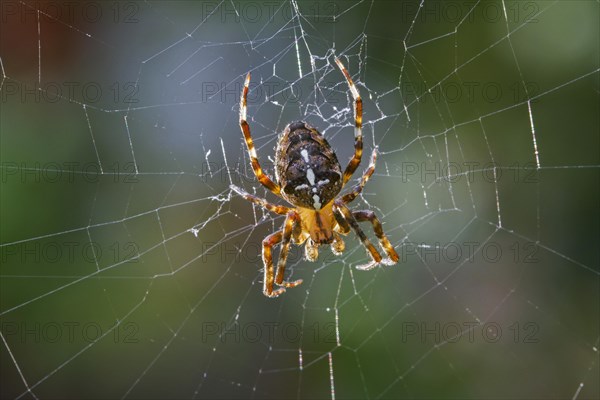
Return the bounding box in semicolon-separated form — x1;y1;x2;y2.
275;121;342;210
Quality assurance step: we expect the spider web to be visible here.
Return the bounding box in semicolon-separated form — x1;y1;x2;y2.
1;0;599;398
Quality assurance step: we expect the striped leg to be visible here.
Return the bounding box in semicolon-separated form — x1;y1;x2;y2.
342;148;377;204
353;210;399;264
262;231;286;298
240;73;281;195
333;205;351;235
275;212;303;289
335;57;363;185
333;200;382;270
230;185;289;215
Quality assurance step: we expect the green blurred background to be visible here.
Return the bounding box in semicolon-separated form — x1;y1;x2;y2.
1;1;598;398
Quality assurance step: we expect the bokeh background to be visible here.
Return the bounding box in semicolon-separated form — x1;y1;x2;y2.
1;1;598;398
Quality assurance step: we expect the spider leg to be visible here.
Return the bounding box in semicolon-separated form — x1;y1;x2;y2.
240;73;282;196
292;221;307;244
353;210;399;265
335;57;363;185
262;231;286;298
333;200;382;270
333;206;351;234
275;212;303;288
342;147;377;204
230;185;289;215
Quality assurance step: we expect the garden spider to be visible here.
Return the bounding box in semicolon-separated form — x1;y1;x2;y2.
231;57;399;297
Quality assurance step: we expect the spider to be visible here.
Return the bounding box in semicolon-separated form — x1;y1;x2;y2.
231;57;399;298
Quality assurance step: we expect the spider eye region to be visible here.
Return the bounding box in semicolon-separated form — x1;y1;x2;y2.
276;122;342;210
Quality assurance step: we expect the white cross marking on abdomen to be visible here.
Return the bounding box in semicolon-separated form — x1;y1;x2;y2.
301;149;322;209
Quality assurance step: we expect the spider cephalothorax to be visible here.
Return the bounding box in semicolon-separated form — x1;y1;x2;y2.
231;57;399;298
